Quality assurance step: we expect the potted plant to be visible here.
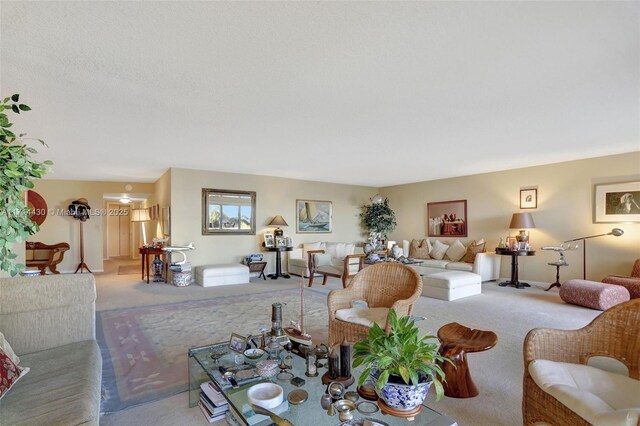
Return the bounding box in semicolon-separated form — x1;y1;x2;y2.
360;195;396;253
352;309;450;411
0;94;51;276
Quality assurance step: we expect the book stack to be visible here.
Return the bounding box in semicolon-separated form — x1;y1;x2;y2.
170;261;192;273
199;382;228;423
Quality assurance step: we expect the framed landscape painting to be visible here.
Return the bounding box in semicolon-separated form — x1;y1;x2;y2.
296;200;332;233
594;181;640;223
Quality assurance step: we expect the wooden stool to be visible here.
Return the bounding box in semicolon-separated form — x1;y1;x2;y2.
437;322;498;398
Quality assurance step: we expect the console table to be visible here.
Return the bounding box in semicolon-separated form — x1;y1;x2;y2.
496;249;536;289
264;246;292;279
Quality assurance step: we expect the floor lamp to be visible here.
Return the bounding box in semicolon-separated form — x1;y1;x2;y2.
131;208;151;246
564;228;624;280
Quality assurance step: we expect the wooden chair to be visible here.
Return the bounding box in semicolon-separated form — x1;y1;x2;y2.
307;249;364;288
25;242;70;275
327;263;422;346
522;298;640;425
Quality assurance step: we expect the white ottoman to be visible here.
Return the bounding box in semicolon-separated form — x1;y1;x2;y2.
423;271;482;301
195;264;250;287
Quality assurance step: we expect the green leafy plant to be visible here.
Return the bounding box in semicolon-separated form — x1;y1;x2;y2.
352;309;450;400
0;94;51;276
360;197;397;239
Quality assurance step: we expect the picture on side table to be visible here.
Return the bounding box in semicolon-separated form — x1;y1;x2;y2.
264;233;274;248
275;237;287;248
595;181;640;223
296;199;332;233
229;333;247;353
520;189;537;209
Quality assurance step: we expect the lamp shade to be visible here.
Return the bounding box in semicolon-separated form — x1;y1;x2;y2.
268;215;288;227
509;212;535;229
130;208;151;222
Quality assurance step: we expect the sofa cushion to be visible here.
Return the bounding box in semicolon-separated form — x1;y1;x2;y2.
445;239;467;262
335;307;389;328
0;340;102;425
462;240;486;264
303;242;324;257
430;240;450;260
0;348;29;400
314;253;333;267
445;261;474;272
419;259;451;269
409;239;431;260
289;258;308;268
0;332;20;366
529;359;640;425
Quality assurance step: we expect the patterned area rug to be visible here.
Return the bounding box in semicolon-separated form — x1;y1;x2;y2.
117;264;140;275
97;288;328;413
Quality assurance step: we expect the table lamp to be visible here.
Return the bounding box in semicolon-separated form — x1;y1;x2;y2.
509;212;535;246
131;208;151;245
268;215;288;237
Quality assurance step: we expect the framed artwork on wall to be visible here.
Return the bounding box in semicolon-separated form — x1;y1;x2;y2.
296;199;332;233
520;189;537;209
161;207;171;236
594;181;640;223
427;200;467;237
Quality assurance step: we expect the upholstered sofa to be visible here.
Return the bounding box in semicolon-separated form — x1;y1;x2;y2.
288;242;364;278
0;274;102;425
402;238;501;282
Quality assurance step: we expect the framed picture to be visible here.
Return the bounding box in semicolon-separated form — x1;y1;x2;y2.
520;189;537;209
275;237;287;248
264;233;275;248
594;181;640;223
427;200;467;237
296;200;332;233
507;236;517;250
161;207;171;236
229;333;247;353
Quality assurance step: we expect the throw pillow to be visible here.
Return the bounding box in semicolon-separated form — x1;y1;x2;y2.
430;240;450;260
445;239;467;262
0;332;19;366
0;348;29;400
409;239;430;259
462;240;486;264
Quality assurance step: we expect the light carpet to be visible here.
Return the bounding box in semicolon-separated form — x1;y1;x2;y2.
118;265;141;275
97;288;328;413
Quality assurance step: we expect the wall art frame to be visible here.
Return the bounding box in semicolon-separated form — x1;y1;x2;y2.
520;189;537;209
427;199;468;237
594;180;640;223
296;199;332;233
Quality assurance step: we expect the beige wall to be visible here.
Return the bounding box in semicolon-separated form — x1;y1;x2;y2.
169;168;378;273
381;152;640;282
31;180;155;272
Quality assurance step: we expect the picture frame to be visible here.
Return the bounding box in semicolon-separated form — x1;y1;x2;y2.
264;233;275;248
229;333;247;353
520;189;537;209
427;200;467;237
594;181;640;223
275;236;287;248
161;207;171;236
296;199;332;233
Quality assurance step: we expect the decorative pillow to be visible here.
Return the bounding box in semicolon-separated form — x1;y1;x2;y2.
0;348;29;400
302;242;323;257
445;239;467;262
313;253;333;267
430;240;450;260
409;239;431;259
335;243;356;259
0;332;19;366
462;240;486;264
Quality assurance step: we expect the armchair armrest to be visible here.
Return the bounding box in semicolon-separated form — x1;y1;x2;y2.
307;249;325;273
343;253;364;272
473;252;501;282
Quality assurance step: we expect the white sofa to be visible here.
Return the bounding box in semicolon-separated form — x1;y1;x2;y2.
402;239;500;282
288;242;364;278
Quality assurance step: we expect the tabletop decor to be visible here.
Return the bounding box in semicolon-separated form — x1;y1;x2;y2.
352;309;450;412
0;94;52;276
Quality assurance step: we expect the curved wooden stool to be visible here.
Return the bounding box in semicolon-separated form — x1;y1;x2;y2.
437;322;498;398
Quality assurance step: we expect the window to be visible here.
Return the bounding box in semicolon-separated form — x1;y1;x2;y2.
202;189;256;235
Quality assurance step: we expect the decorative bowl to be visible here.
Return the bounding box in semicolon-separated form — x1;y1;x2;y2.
244;348;265;360
256;360;279;379
247;383;284;409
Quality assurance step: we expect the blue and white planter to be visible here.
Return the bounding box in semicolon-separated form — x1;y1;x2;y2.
374;375;433;411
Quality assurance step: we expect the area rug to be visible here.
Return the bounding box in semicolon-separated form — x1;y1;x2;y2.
96;288;328;413
117;264;140;275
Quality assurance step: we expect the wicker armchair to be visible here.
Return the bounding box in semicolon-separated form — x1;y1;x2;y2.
327;263;423;346
522;298;640;426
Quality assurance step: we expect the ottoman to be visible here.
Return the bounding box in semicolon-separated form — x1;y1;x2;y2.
423;271;482;301
194;264;250;287
559;279;630;310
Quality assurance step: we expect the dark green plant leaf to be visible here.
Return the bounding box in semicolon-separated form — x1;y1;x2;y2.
11;94;19;102
18;104;31;111
11;104;19;114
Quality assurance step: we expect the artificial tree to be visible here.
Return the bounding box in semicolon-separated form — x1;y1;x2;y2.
0;94;51;276
360;196;397;249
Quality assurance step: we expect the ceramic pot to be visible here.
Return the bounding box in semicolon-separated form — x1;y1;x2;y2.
374;375;432;411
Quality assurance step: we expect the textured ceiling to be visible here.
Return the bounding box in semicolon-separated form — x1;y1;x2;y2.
1;1;638;187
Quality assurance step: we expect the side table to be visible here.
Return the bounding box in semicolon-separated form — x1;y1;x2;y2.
264;246;292;279
139;246;168;284
496;249;536;289
545;261;568;291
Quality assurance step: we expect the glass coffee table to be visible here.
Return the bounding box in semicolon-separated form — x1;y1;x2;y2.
188;342;457;426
